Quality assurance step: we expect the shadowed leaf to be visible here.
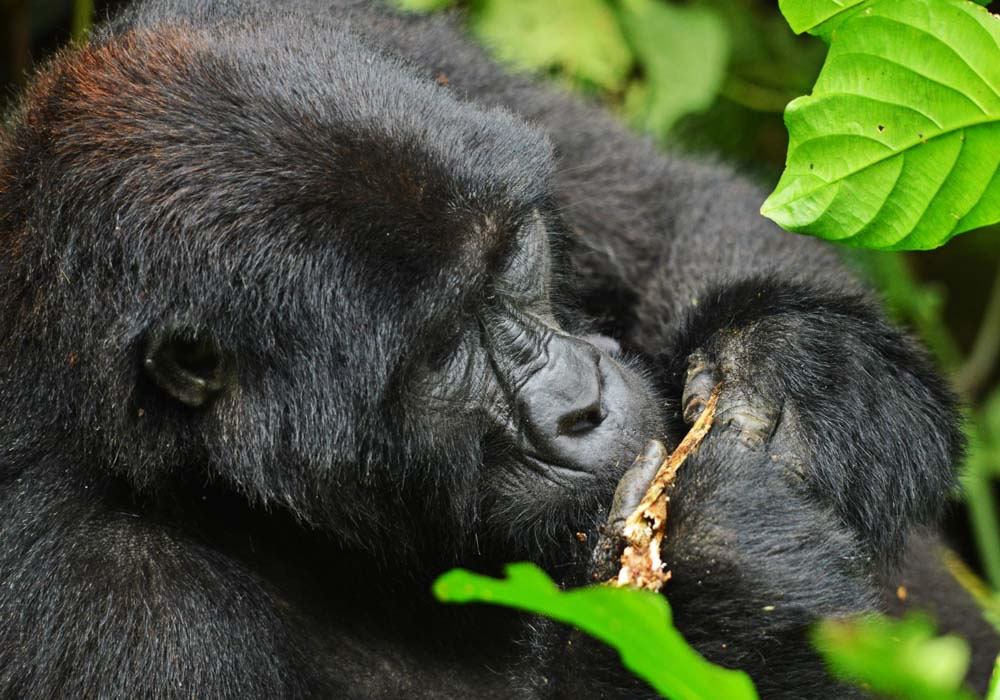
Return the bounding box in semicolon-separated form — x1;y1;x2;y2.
434;563;758;700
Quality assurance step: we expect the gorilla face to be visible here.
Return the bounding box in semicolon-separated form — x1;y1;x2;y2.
402;210;664;551
0;16;661;562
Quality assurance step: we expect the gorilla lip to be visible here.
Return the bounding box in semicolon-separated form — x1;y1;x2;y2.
520;451;596;483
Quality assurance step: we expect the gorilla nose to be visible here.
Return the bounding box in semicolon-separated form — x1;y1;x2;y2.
519;335;617;465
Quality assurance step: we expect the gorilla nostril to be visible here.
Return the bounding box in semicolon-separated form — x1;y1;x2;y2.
557;403;606;436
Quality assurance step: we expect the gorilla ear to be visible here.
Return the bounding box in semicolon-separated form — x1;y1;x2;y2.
144;328;230;407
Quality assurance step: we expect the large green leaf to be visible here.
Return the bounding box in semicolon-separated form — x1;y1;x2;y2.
777;0;867;37
468;0;632;91
434;563;758;700
762;0;1000;250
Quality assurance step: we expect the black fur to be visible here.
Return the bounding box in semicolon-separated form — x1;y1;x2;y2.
0;1;965;698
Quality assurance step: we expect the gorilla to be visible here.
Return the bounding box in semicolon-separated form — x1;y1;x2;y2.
0;0;969;697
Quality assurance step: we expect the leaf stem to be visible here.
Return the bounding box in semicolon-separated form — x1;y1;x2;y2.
964;462;1000;591
954;261;1000;397
71;0;93;43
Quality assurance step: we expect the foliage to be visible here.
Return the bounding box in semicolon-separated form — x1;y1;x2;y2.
396;0;730;140
982;391;1000;478
942;548;1000;636
813;614;978;700
965;401;1000;587
468;0;632;91
762;0;1000;250
434;564;758;700
617;0;728;138
436;565;1000;700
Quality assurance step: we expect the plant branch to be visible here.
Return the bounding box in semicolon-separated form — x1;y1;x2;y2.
71;0;94;43
954;261;1000;397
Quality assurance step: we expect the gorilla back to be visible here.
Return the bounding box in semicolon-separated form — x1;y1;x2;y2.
0;1;963;698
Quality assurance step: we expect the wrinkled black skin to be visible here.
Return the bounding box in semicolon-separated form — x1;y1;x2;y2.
0;1;964;698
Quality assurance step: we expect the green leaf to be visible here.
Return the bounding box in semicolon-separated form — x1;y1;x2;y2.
778;0;867;37
617;0;729;140
813;614;977;700
468;0;632;91
434;563;758;700
762;0;1000;250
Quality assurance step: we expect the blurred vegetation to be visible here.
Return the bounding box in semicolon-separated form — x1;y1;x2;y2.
2;0;999;695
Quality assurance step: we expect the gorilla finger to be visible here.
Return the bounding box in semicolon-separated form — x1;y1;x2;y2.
607;439;667;530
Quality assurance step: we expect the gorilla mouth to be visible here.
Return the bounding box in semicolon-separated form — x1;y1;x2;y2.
520;451;597;486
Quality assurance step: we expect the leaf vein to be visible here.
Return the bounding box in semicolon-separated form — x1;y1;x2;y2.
868;13;1000;105
832;50;988;117
792;131;894;154
955;140;1000;231
811;91;943;131
848;155;906;243
896;131;965;247
784;120;1000;208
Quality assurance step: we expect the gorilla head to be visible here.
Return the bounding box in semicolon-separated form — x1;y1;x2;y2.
0;14;661;569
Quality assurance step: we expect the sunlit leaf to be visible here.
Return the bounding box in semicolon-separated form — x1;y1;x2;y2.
469;0;632;91
434;563;758;700
763;0;1000;250
778;0;867;37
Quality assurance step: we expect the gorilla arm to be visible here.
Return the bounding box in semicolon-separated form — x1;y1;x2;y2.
0;465;332;698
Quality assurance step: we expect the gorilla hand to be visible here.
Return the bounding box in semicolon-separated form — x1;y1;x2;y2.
657;277;962;567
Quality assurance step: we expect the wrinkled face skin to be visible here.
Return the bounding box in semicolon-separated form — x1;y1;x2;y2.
0;16;665;569
404;210;664;557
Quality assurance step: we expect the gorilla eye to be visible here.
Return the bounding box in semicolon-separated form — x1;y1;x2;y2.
144;330;229;408
172;338;221;375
